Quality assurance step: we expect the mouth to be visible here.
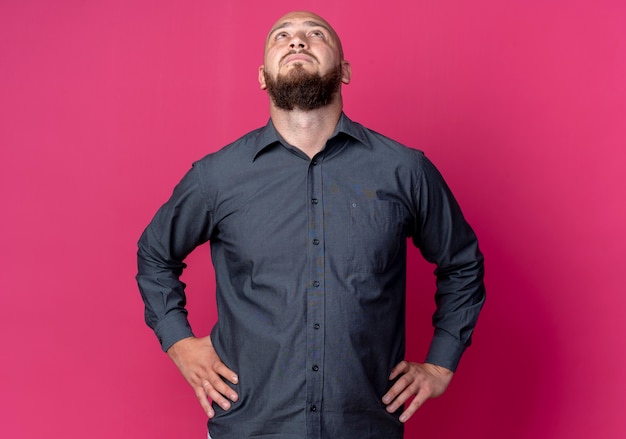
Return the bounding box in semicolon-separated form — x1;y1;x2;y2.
281;50;317;66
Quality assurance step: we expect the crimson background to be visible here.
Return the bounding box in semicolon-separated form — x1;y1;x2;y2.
1;1;625;438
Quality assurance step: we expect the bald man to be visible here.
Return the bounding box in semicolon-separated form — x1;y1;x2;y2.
137;11;485;439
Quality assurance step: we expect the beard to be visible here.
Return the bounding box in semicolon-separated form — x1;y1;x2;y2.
264;63;343;111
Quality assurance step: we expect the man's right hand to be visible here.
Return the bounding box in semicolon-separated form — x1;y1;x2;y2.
167;336;239;418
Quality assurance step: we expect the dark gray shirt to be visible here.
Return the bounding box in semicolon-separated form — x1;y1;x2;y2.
136;113;485;439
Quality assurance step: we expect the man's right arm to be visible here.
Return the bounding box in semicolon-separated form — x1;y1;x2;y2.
136;164;239;415
136;165;213;351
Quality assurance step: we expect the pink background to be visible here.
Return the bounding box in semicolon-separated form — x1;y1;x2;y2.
1;0;625;438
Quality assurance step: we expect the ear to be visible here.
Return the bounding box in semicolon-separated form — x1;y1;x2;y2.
341;60;352;85
258;65;267;90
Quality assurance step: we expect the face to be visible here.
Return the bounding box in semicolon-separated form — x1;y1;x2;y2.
258;11;351;92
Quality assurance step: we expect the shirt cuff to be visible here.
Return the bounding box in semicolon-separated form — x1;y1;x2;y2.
154;311;195;352
425;330;467;372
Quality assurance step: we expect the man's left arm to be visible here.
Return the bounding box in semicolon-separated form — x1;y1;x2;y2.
383;153;486;422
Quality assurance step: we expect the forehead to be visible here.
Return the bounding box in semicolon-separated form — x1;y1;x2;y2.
266;12;338;40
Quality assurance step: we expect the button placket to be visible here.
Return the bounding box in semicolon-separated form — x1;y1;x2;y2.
305;155;325;438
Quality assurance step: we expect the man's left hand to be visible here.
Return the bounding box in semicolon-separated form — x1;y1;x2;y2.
382;361;454;423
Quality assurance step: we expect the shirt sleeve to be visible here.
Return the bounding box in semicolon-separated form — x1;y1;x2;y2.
136;162;214;352
410;153;486;371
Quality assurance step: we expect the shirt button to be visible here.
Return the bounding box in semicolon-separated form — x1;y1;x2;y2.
313;323;320;330
311;198;318;204
310;405;317;412
312;281;320;287
312;160;318;166
312;239;319;245
312;365;319;371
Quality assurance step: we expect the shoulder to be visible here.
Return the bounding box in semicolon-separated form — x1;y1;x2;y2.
350;120;428;170
343;116;425;159
179;126;269;205
193;126;266;171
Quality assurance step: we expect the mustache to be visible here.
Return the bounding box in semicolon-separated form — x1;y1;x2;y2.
281;49;319;64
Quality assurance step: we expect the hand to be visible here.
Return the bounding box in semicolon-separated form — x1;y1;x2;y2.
167;336;239;418
382;361;454;423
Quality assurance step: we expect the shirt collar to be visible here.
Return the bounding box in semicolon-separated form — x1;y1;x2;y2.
252;112;370;161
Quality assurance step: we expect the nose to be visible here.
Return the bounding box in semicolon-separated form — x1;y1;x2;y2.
289;33;307;50
290;41;306;49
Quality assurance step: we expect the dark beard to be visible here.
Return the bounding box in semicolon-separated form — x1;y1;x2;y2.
264;64;342;111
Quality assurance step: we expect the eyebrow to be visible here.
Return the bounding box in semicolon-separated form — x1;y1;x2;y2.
269;20;332;37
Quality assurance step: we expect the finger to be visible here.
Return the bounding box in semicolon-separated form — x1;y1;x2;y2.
203;379;237;410
214;362;239;385
385;383;416;414
399;391;429;423
382;369;414;405
207;371;239;402
388;360;408;381
194;385;216;418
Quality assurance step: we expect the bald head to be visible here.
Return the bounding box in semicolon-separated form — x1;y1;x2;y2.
265;11;344;59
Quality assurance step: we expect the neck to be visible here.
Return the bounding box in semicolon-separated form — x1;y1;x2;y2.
269;97;343;159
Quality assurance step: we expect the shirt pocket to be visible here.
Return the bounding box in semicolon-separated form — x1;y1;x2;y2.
348;199;404;273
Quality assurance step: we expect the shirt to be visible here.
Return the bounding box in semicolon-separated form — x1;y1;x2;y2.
136;113;485;439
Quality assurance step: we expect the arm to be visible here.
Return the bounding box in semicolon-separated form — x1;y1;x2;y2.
383;153;486;422
136;165;211;350
136;163;239;416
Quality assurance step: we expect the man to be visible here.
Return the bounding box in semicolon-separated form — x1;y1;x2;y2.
136;10;485;439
